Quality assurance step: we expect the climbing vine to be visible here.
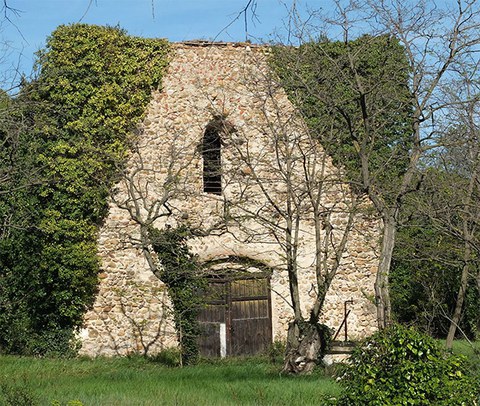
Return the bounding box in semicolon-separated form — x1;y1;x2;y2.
0;24;170;355
149;226;206;366
270;35;411;199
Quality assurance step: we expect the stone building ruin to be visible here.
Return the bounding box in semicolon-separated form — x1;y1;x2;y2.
79;42;380;357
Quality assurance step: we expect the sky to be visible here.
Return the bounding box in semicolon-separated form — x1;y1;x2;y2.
0;0;321;85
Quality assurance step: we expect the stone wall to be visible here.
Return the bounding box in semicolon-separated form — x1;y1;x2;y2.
79;42;380;356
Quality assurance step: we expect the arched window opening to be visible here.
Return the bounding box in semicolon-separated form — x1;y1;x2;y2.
203;121;222;195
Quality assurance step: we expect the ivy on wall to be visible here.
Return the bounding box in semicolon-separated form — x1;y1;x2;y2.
270;35;411;200
149;226;206;366
0;24;170;355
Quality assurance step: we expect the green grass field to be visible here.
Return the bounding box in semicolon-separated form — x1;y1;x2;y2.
1;340;477;406
0;356;340;406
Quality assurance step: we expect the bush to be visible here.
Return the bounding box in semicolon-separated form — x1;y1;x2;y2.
268;339;286;364
0;311;79;357
149;347;182;367
27;328;80;358
337;324;479;405
0;383;38;406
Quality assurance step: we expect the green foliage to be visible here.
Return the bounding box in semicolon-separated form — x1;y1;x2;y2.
271;35;411;200
149;347;182;367
391;223;479;338
149;226;206;365
337;324;480;405
391;168;480;338
268;339;286;364
0;382;39;406
0;24;169;355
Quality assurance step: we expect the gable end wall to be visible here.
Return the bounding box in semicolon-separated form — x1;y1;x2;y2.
79;43;380;357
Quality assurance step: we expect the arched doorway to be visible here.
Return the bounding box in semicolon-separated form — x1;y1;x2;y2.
197;264;272;357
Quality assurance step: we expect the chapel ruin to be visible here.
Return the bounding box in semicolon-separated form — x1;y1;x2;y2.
79;42;380;357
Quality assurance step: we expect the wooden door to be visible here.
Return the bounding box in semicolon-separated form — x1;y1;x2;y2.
197;281;227;357
197;277;272;357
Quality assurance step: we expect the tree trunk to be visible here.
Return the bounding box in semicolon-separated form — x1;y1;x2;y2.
477;269;480;298
375;213;396;329
446;151;477;349
282;320;330;375
446;242;471;349
477;270;480;334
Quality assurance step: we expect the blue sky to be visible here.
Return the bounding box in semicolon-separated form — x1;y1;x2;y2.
0;0;321;82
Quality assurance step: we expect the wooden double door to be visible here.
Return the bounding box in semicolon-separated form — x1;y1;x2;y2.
197;276;272;357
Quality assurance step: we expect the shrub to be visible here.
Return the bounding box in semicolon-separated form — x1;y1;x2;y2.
27;328;81;358
268;339;286;364
337;324;479;405
149;347;182;367
0;383;38;406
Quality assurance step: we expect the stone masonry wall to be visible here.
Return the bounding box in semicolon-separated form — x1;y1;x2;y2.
79;42;380;356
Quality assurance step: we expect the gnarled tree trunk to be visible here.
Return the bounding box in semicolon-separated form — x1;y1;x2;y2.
282;320;330;374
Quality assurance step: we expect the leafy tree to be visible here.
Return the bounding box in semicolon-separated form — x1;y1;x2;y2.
391;204;480;339
427;87;480;347
0;24;169;355
392;73;480;344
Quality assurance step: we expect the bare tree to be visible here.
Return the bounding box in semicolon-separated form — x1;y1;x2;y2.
412;66;480;347
215;65;372;374
108;125;212;364
274;0;480;329
364;0;480;328
214;0;260;42
110;129;195;279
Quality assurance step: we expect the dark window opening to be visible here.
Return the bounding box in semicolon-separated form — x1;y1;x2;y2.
203;123;222;195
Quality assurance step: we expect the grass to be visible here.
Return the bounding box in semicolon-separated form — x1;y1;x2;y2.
449;339;480;376
450;339;480;357
3;340;476;405
0;356;340;406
